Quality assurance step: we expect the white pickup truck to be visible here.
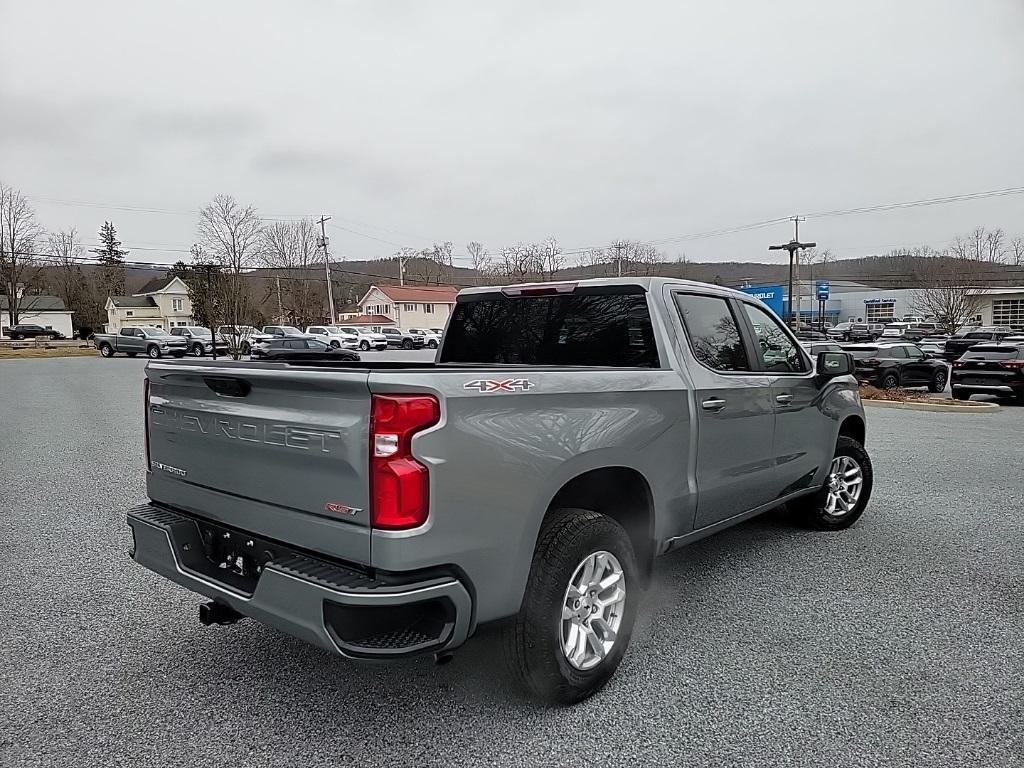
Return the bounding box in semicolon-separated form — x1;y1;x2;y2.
305;325;360;349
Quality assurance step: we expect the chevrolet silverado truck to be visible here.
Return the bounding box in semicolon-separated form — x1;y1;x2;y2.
95;326;188;358
127;278;872;704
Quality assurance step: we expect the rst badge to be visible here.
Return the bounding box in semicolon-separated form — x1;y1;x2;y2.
464;378;535;393
324;502;362;516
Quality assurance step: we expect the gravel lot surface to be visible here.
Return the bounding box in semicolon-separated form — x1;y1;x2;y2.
2;355;1021;768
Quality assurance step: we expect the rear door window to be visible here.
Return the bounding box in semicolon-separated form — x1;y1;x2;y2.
673;294;749;372
886;346;908;359
440;289;660;367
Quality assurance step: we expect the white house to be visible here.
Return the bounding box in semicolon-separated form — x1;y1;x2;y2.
1;295;75;338
106;276;194;332
351;284;459;329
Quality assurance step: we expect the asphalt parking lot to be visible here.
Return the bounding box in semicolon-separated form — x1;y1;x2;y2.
1;355;1020;768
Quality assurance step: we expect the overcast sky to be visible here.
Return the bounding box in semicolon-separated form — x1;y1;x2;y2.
1;0;1022;268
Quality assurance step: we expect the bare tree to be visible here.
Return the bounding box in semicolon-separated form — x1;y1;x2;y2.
261;219;325;326
1010;236;1024;267
909;259;989;334
982;228;1007;263
0;183;45;328
536;237;564;281
467;241;490;275
47;228;86;318
197;195;264;357
497;243;537;281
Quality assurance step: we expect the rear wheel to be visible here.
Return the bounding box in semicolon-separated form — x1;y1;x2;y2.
880;371;900;389
790;437;873;530
928;368;948;393
99;343;114;358
147;345;161;359
504;508;639;705
402;339;413;350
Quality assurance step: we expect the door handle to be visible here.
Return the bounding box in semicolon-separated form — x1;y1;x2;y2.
701;398;726;412
775;394;794;405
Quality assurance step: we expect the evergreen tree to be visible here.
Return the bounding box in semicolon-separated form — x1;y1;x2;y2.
91;221;128;296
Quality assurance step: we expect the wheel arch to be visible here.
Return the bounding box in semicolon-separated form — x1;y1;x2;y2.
838;414;865;446
543;466;656;580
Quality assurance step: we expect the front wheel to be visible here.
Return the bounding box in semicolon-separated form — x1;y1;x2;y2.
428;340;438;349
190;343;205;357
928;369;948;393
12;333;24;340
330;340;340;349
504;508;639;705
147;345;161;359
790;437;873;530
359;340;370;351
402;339;413;350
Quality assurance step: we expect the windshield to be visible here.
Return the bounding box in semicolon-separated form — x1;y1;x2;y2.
187;327;211;336
144;327;171;336
845;347;879;359
278;326;302;335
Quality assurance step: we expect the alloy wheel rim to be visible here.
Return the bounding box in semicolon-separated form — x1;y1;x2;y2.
824;456;864;517
560;550;626;671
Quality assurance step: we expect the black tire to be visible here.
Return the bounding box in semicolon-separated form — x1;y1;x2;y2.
359;340;370;351
428;340;438;349
928;368;948;393
190;343;205;357
790;436;873;531
402;338;413;350
952;389;971;401
147;345;161;359
880;371;900;389
99;343;114;358
12;333;24;340
503;508;639;705
240;342;251;356
330;340;340;349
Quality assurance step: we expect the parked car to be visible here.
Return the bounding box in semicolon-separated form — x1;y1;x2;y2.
904;322;941;341
880;322;911;340
248;325;306;356
130;277;871;705
2;323;65;340
826;321;854;341
253;336;361;362
950;343;1024;402
170;326;229;357
305;325;359;349
801;341;844;356
216;325;258;355
845;342;949;392
380;327;425;349
94;326;188;359
942;327;1014;361
430;327;445;337
917;339;947;358
336;325;388;351
866;323;885;339
407;327;442;349
795;330;829;342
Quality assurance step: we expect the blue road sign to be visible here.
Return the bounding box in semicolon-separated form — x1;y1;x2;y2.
816;281;830;301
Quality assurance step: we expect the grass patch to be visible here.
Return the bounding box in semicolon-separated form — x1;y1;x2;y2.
0;346;97;360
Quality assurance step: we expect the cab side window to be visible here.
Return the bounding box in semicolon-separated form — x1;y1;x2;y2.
740;303;809;373
674;293;750;372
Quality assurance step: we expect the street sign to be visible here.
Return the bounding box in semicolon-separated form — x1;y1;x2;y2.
816;281;830;301
739;284;784;318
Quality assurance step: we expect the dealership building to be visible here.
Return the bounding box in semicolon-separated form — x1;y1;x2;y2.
740;281;1024;328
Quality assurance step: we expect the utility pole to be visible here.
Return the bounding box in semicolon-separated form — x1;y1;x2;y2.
399;252;407;286
791;216;805;327
317;215;336;322
768;218;815;329
275;276;284;320
614;241;624;277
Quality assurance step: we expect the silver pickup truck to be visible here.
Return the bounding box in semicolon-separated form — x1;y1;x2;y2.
95;326;188;358
127;277;871;704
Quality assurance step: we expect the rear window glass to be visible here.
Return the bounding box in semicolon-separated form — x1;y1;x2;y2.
963;347;1019;360
845;347;879;359
964;332;993;339
440;291;660;367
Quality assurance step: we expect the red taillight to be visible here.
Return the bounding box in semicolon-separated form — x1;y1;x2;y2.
144;377;151;470
952;361;966;368
862;358;881;367
1001;360;1024;369
370;394;440;530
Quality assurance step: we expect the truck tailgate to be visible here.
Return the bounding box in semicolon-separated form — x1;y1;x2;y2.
145;361;372;563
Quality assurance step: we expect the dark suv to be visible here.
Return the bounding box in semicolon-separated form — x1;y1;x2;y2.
950;343;1024;402
942;327;1013;361
3;324;65;340
846;343;949;392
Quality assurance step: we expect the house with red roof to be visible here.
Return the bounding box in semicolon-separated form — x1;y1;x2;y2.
350;284;459;330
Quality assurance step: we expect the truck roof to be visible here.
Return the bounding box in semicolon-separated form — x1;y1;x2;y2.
457;276;752;301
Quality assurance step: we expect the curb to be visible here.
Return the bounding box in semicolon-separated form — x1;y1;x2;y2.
862;399;999;413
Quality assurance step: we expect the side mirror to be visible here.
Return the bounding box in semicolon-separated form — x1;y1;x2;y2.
816;351;854;385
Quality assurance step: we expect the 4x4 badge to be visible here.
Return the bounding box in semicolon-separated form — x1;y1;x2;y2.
464;378;535;393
